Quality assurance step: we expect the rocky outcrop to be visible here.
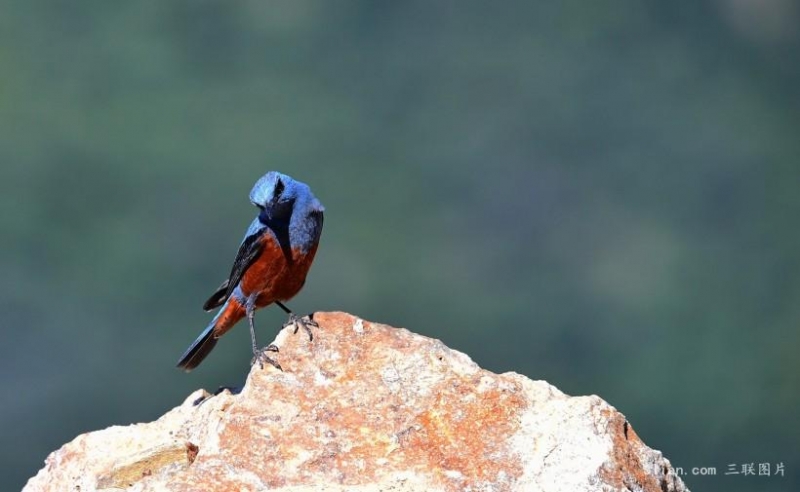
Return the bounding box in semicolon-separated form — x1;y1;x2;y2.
24;312;688;492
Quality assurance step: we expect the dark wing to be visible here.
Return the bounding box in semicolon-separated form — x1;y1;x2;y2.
202;279;230;311
202;230;266;311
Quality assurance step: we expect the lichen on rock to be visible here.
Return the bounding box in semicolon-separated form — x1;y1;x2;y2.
24;312;688;492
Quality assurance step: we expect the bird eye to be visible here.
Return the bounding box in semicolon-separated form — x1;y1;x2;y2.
273;178;285;200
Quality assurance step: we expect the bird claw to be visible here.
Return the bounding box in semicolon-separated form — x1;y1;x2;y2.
283;313;317;342
251;347;282;371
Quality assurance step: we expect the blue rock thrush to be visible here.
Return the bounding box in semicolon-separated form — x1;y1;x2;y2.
177;171;324;371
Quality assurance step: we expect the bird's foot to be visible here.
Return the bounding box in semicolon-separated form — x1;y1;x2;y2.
283;313;317;341
251;344;282;371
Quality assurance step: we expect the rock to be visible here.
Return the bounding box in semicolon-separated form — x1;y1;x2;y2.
24;312;688;492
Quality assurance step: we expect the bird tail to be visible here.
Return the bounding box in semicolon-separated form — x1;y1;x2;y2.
176;320;219;372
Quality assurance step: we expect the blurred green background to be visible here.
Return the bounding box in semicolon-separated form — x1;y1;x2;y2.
3;1;798;490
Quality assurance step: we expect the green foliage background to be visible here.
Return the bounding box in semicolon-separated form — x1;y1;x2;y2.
3;2;798;490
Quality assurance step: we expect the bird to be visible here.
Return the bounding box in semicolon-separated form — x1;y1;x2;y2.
176;171;324;372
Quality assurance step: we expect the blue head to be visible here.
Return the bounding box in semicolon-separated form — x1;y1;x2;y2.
250;171;324;251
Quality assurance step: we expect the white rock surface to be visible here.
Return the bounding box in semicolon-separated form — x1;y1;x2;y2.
24;312;688;492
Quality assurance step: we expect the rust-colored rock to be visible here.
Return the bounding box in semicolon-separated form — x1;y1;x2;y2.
24;312;688;492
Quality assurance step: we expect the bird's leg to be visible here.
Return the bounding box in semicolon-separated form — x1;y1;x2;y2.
246;295;281;371
275;301;317;342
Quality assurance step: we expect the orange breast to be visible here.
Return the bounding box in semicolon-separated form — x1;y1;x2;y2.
239;236;319;308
